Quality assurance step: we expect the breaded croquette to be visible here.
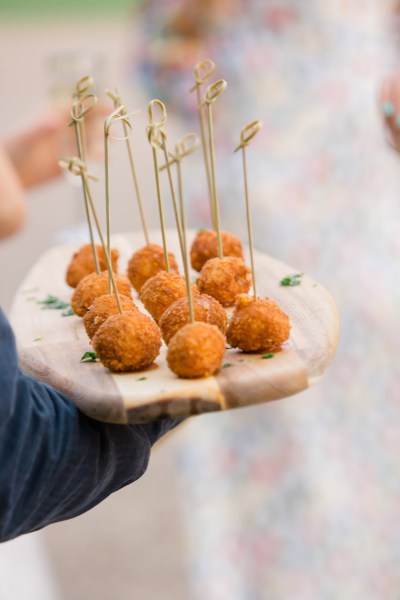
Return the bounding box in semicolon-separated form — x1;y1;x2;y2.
66;244;119;288
190;229;243;272
140;271;199;323
227;294;290;352
127;243;179;293
71;271;131;317
167;322;225;378
92;311;161;372
160;293;227;345
197;256;251;306
83;293;138;339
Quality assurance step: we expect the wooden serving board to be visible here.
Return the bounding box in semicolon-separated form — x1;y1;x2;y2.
10;230;340;424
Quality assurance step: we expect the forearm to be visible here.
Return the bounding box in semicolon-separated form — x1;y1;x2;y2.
0;309;181;541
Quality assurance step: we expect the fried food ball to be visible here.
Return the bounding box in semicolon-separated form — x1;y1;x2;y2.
227;294;290;352
92;311;161;372
71;271;132;317
160;293;227;345
167;322;225;378
127;243;179;292
197;257;251;306
190;229;243;272
66;244;119;288
83;293;138;339
140;271;199;323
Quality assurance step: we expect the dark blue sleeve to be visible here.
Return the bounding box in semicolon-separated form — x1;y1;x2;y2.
0;309;181;542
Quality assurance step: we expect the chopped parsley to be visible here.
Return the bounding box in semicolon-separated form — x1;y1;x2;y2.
80;351;98;363
222;363;234;368
261;353;275;359
280;273;303;287
61;308;74;317
33;337;42;342
137;377;147;381
38;295;70;310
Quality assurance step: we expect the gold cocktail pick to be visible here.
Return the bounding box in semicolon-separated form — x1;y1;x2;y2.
203;79;227;259
69;91;100;274
146;99;170;272
154;102;195;323
104;105;134;292
234;120;263;298
59;157;123;313
190;59;216;227
160;132;200;261
105;89;149;245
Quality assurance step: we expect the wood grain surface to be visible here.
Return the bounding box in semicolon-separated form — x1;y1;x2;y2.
10;230;340;424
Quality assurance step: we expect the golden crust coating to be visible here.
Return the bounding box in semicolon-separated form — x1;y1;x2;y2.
227;294;290;352
66;244;119;288
160;294;227;345
83;294;138;339
190;229;243;272
167;322;225;378
140;271;199;323
92;311;161;372
197;257;251;306
127;243;179;292
71;271;132;317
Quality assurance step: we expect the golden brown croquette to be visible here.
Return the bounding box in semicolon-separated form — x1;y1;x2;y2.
167;322;225;378
66;244;119;288
197;257;251;306
92;311;161;372
190;229;243;272
159;293;227;345
140;271;199;323
71;271;132;317
127;243;179;292
83;293;138;339
227;294;290;352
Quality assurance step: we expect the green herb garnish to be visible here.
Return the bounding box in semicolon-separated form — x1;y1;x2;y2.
261;353;275;359
39;295;70;310
223;363;234;368
80;351;98;363
280;273;303;287
137;377;147;381
61;308;74;317
33;337;42;342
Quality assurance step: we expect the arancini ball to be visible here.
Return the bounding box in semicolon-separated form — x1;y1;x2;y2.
167;322;225;378
197;256;251;306
127;243;179;292
83;293;138;339
159;293;227;345
140;271;199;323
71;271;131;317
227;294;290;352
190;229;243;272
66;244;119;288
92;311;161;372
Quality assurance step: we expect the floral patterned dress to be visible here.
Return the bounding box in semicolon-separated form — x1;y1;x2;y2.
132;1;400;598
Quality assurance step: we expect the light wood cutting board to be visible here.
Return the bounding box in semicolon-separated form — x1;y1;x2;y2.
9;230;340;424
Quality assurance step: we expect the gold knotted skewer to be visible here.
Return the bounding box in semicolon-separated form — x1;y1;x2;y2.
190;59;216;227
69;91;100;274
159;132;200;262
234;119;263;298
153;101;195;323
59;157;123;313
203;79;227;259
105;89;149;245
104;105;135;292
146;99;170;272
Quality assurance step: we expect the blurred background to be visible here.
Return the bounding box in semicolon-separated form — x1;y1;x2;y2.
1;0;400;599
